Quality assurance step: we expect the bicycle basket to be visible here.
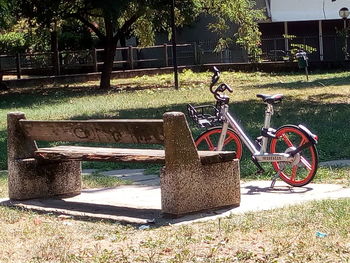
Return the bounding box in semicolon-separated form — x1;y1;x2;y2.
187;104;221;128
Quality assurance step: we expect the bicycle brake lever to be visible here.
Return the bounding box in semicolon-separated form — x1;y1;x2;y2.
217;83;233;93
225;84;233;93
216;83;232;92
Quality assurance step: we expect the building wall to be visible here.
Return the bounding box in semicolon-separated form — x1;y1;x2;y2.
270;0;350;22
258;0;350;62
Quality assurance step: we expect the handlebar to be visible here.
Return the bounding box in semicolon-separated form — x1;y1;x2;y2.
211;66;220;86
210;67;233;103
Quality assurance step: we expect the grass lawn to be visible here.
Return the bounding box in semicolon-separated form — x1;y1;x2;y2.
1;70;350;262
1;69;350;182
0;198;350;262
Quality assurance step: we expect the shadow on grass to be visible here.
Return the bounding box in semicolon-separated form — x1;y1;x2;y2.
0;199;161;226
0;84;173;110
307;93;350;101
1;88;350;171
250;74;350;90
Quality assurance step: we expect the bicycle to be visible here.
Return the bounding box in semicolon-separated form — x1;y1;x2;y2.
187;67;318;187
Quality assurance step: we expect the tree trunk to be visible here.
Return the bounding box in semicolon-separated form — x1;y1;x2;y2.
100;41;117;89
99;16;118;89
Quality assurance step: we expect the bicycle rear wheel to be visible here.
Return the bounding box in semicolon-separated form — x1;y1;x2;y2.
195;127;243;159
270;125;318;187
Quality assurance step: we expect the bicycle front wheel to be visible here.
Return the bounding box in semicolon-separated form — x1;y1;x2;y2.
270;125;318;187
195;127;243;159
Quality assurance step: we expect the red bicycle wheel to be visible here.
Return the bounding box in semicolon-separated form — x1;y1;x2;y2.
195;127;243;159
270;125;318;187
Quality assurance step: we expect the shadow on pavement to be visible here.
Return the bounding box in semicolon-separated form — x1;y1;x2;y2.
243;185;313;195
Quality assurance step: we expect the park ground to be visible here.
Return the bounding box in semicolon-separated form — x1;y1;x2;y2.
1;69;350;262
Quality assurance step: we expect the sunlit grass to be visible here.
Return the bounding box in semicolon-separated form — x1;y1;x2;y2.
1;69;350;180
0;197;349;262
82;171;132;189
1;70;350;262
0;171;7;198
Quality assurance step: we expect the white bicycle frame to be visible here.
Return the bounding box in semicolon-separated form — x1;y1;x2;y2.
216;103;295;163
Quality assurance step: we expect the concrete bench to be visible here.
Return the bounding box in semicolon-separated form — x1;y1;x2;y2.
7;111;240;215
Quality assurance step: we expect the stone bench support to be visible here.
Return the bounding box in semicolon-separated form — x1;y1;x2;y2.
161;112;240;215
7;112;81;200
7;111;240;215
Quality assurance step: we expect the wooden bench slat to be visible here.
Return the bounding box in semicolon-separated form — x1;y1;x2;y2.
19;119;164;144
198;150;236;165
34;146;235;165
35;146;166;163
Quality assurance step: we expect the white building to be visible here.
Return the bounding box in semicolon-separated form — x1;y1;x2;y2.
260;0;350;61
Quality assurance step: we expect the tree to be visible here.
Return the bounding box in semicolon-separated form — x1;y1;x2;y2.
203;0;264;60
0;0;15;30
16;0;263;89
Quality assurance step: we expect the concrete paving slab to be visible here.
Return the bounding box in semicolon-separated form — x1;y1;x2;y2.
1;178;350;226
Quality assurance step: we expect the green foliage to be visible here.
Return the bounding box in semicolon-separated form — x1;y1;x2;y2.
283;34;317;60
203;0;264;60
15;0;263;58
0;31;27;53
132;17;155;47
335;26;350;59
14;0;264;88
0;0;15;30
0;19;51;54
59;20;96;50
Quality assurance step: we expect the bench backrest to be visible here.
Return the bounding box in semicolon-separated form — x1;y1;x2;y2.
8;111;201;166
19;119;164;145
163;112;200;167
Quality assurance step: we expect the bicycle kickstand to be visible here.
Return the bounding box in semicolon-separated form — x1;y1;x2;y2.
270;172;280;188
270;163;286;188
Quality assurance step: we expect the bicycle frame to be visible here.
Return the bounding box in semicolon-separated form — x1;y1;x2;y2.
216;103;295;163
190;67;319;187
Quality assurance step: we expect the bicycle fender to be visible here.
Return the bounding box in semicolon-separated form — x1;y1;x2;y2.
298;125;318;145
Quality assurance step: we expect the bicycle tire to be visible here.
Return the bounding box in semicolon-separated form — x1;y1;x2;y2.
270;125;318;187
195;127;243;159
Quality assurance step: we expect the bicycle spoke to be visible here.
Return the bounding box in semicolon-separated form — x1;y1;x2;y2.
290;165;298;181
224;135;234;146
204;137;215;151
281;133;294;147
195;128;243;159
299;155;312;171
271;126;318;187
299;138;306;147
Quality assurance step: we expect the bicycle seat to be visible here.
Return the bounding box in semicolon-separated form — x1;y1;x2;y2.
256;94;284;104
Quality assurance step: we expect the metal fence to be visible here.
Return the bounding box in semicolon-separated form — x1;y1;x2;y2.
0;42;247;79
1;36;348;79
261;35;350;62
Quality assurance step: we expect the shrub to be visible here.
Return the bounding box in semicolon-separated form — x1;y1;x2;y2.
0;31;28;54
